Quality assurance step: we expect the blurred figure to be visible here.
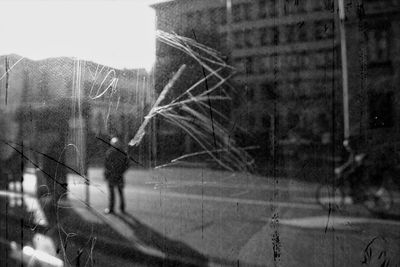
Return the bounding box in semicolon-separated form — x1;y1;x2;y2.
104;137;129;214
336;138;368;202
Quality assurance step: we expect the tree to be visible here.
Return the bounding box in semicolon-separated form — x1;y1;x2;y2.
153;28;246;168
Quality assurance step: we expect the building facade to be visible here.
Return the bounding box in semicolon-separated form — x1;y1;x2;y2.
344;1;400;151
153;0;340;164
153;0;400;147
0;55;154;170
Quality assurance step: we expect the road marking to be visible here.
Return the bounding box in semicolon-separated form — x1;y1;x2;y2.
279;215;400;229
139;179;317;193
124;187;322;210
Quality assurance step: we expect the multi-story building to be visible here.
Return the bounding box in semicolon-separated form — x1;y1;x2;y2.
153;0;399;140
152;0;400;172
343;0;400;150
152;0;340;158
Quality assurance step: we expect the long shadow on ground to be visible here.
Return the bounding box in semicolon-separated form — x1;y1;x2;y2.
39;196;208;266
114;212;209;267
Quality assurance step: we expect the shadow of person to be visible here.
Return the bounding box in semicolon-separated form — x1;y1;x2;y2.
115;212;209;267
38;196;208;267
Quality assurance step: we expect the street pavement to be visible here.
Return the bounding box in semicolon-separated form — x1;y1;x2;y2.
66;167;400;266
6;167;400;266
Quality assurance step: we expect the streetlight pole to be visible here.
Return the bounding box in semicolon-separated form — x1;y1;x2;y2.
226;0;232;48
338;0;350;140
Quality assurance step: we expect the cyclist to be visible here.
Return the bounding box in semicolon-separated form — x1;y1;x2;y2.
336;138;367;203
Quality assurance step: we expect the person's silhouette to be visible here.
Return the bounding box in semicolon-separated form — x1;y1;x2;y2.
104;137;129;214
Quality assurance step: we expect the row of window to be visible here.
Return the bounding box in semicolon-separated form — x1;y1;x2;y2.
234;50;338;75
185;7;227;27
232;20;334;49
184;0;334;28
243;80;331;102
243;90;395;131
367;27;391;64
234;0;333;22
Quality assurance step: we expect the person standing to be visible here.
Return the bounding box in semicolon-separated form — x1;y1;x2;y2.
104;137;129;214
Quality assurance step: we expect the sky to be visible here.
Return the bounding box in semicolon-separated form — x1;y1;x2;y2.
0;0;164;70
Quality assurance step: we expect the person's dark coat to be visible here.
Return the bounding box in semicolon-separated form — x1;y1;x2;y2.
104;148;129;186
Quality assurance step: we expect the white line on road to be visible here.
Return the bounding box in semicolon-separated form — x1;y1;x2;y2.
145;180;318;193
279;215;400;229
123;187;322;210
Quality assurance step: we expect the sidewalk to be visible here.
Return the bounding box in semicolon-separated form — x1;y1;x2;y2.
38;195;208;266
16;166;400;266
13;168;208;266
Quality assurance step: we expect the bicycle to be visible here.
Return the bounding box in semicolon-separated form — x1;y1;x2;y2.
316;141;393;214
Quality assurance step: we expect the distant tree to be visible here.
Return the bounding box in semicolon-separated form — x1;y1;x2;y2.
155;27;232;124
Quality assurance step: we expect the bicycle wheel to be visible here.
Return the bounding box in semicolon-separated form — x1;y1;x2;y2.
316;184;345;211
363;186;393;214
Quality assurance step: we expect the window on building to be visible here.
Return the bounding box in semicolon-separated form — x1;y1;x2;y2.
310;0;325;11
296;53;305;69
276;54;283;69
368;92;394;129
234;57;245;73
267;0;277;17
245;57;254;74
233;31;244;49
286;24;297;43
244;29;254;48
280;25;290;44
259;27;268;46
314;20;325;40
255;56;266;74
217;7;227;25
297;0;307;13
245;84;255;101
233;4;242;22
367;25;391;64
314;51;326;68
263;56;274;71
260;27;276;46
298;22;308;42
219;32;228;50
38;72;50;101
258;0;267;19
273;26;279;44
321;20;334;39
288;54;299;69
243;3;252;21
284;0;302;15
303;53;315;69
279;55;287;69
209;8;217;26
325;50;335;66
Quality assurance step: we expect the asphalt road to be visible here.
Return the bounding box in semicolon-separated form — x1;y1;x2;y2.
64;167;400;267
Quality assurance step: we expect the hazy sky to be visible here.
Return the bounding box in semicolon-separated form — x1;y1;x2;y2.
0;0;163;70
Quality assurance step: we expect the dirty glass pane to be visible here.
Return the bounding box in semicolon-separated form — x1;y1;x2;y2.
1;0;400;266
